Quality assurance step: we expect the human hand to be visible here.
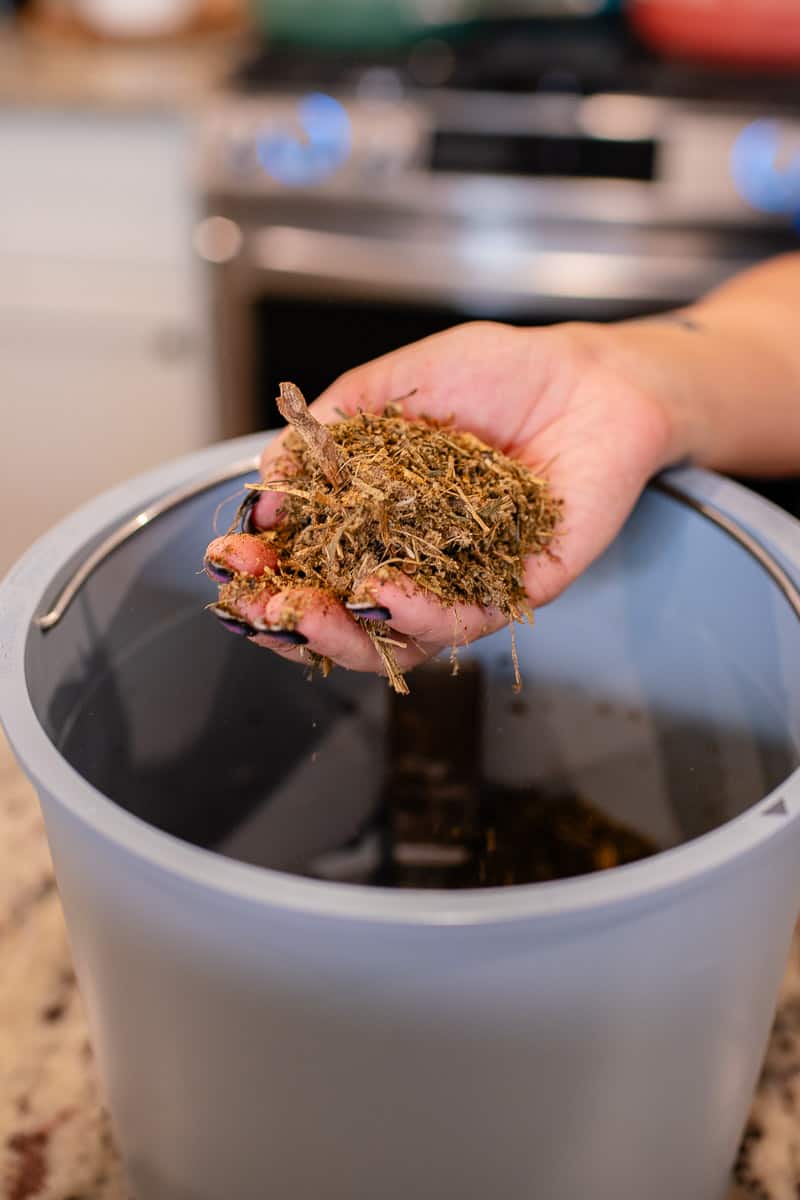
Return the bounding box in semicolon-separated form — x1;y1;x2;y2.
205;319;683;675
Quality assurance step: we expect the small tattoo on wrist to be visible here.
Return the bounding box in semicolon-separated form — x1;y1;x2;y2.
661;312;704;333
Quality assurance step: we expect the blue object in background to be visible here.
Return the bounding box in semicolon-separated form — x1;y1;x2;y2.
731;119;800;227
256;93;352;186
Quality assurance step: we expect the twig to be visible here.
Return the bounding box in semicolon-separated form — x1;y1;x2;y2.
374;633;408;649
365;626;409;695
277;382;343;489
509;619;522;693
388;388;418;406
451;484;490;534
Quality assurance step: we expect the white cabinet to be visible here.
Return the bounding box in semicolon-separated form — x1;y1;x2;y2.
0;110;195;263
0;110;219;576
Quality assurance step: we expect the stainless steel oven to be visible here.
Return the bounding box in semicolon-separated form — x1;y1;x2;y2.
197;49;800;437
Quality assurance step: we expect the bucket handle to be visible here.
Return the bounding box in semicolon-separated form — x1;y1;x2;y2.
33;467;800;633
34;456;260;632
655;478;800;621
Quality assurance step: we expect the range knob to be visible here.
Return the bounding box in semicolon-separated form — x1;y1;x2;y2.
731;119;800;219
255;94;353;187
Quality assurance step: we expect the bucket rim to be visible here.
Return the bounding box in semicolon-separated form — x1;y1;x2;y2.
2;434;799;927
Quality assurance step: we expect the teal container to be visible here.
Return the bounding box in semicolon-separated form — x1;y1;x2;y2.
250;2;623;52
250;0;477;50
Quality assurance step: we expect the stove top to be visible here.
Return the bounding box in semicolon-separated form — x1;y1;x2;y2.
231;19;800;109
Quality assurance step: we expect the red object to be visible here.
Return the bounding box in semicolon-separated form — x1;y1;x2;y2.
628;0;800;68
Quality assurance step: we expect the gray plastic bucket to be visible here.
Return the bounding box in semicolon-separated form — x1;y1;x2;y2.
2;432;800;1200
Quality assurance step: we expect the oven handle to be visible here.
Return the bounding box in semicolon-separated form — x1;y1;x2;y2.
247;224;749;310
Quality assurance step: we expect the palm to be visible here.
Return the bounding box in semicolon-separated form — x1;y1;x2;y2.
306;322;669;604
205;321;670;673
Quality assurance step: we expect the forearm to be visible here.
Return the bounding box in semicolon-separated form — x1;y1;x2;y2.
607;253;800;476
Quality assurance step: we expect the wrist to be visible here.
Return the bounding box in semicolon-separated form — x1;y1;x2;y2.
555;252;800;482
575;316;714;471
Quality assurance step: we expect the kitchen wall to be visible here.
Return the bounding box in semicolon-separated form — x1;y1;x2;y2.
0;18;240;576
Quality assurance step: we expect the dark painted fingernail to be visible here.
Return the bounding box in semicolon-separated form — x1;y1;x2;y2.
238;489;261;534
257;626;309;646
204;557;235;584
345;601;392;622
208;605;256;638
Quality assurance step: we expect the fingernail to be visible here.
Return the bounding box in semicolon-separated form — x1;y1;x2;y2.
208;605;256;638
204;557;234;584
256;625;309;646
345;601;392;622
238;489;261;534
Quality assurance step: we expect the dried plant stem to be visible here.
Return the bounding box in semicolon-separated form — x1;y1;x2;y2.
365;626;410;696
509;619;522;693
277;382;343;488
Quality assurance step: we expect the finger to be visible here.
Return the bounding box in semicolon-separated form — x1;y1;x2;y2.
266;589;431;674
205;534;278;582
222;584;427;676
248;487;287;533
346;576;505;647
210;580;440;678
250;446;301;530
251;629;431;680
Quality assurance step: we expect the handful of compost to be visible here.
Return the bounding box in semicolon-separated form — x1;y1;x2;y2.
210;383;561;693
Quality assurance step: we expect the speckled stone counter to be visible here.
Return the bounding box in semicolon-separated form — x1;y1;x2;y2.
0;726;796;1200
1;731;127;1200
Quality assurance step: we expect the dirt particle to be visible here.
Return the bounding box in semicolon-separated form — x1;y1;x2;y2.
6;1128;48;1200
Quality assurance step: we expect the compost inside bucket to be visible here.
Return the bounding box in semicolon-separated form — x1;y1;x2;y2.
25;473;800;889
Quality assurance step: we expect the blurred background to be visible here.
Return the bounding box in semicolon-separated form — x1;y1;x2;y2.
2;0;800;575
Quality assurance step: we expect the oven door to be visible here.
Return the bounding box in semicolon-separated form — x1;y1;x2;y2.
206;214;777;435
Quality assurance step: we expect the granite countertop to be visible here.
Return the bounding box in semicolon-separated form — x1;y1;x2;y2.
0;726;796;1200
0;20;246;114
1;730;127;1200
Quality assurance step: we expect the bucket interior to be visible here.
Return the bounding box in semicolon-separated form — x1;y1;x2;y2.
23;470;800;888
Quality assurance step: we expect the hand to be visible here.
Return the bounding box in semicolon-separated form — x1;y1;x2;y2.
205;320;681;675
